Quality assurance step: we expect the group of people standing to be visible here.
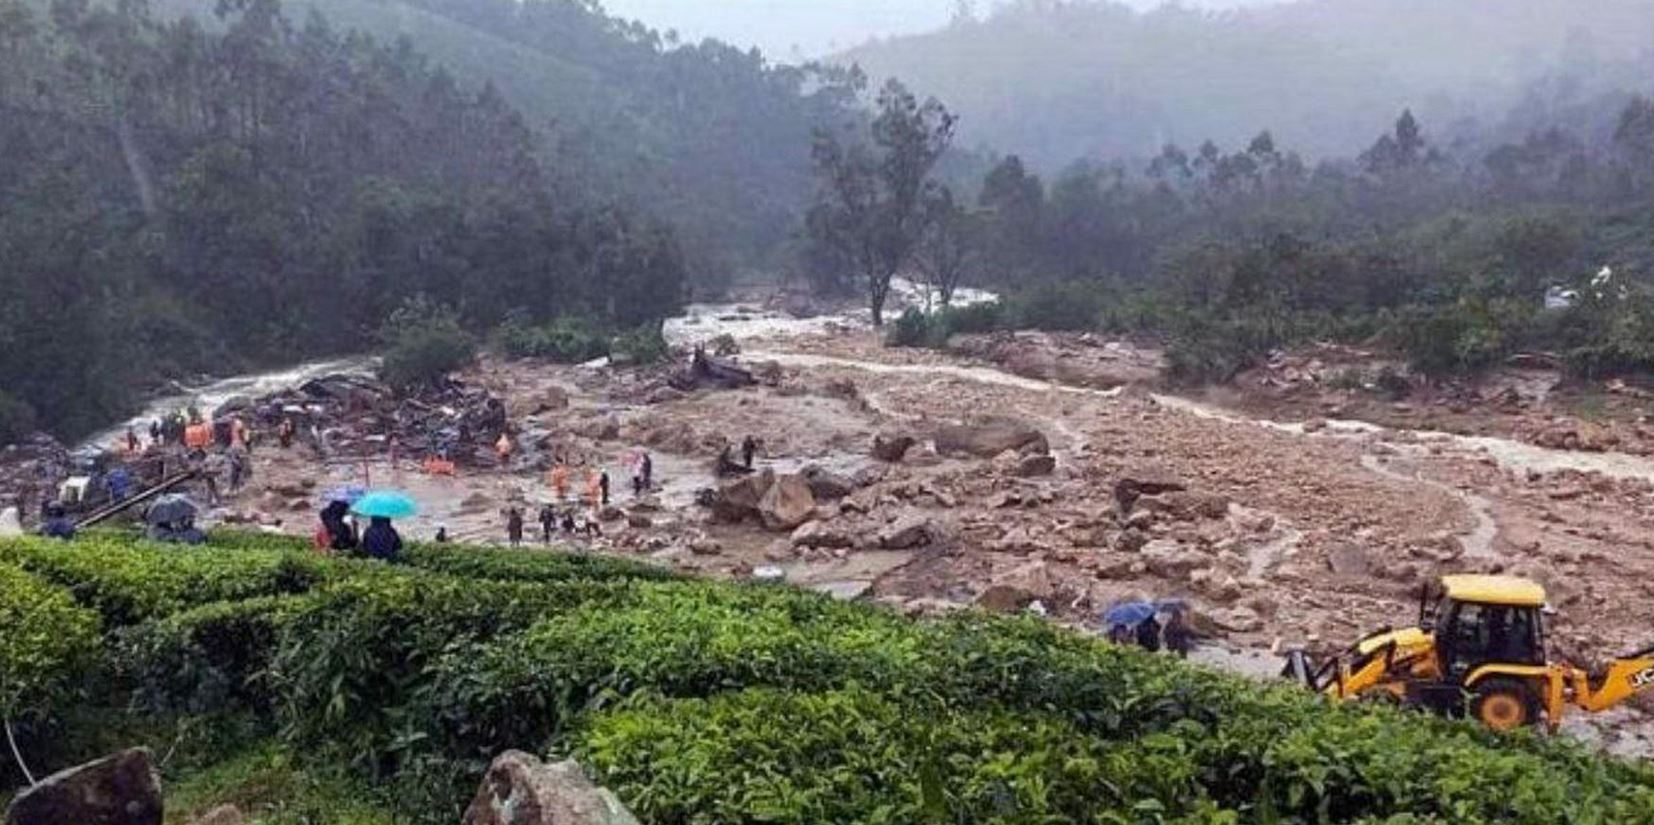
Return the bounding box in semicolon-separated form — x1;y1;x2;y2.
503;450;655;547
316;499;403;562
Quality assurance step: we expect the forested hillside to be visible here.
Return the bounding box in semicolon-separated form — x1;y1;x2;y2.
887;93;1654;384
150;0;867;280
0;0;687;441
843;0;1654;166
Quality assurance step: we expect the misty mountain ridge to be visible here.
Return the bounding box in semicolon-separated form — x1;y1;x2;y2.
842;0;1654;168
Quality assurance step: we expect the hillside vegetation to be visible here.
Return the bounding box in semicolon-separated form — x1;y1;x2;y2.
4;531;1654;823
148;0;868;280
0;0;698;443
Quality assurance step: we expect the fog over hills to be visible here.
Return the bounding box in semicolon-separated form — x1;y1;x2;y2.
840;0;1654;166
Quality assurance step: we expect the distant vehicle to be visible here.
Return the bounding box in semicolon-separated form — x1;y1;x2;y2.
1283;574;1654;731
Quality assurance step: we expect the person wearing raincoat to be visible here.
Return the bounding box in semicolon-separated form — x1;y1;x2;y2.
362;516;403;562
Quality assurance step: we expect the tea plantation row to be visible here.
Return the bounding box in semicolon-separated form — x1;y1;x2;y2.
2;532;1652;824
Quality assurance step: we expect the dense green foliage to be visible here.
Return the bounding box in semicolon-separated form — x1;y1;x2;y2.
376;297;478;391
0;0;687;439
0;564;100;719
5;531;1654;824
892;100;1654;383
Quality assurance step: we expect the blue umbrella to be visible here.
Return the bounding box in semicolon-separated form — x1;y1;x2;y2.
1102;601;1156;627
351;490;419;519
322;485;367;505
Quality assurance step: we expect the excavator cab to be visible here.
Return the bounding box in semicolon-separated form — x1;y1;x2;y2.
1424;575;1550;729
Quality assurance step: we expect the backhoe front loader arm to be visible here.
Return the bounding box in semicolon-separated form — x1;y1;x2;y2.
1571;652;1654;713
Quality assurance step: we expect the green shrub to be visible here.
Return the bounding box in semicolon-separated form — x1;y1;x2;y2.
267;571;639;771
421;583;927;770
580;687;1240;825
0;537;325;626
0;564;100;719
113;595;308;716
1005;281;1108;331
609;322;670;366
491;315;611;363
403;543;678;584
20;532;1654;825
886;306;931;348
938;300;1005;335
377;296;476;391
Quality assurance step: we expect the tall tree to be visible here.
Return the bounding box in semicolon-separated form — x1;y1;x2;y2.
914;186;978;309
807;80;955;324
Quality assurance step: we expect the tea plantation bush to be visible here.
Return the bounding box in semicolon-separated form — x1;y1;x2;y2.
6;531;1654;825
0;564;100;719
581;687;1242;824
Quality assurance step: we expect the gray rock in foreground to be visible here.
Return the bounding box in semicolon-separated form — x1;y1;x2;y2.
463;751;640;825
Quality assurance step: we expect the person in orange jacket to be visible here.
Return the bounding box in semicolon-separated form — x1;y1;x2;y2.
549;460;569;502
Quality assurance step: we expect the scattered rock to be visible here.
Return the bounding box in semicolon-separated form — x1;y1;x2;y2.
462;751;640;825
1116;530;1149;553
871;434;916;463
879;516;934;550
597;506;625;523
626;513;653;529
1209;606;1264;633
4;748;163;825
1141;540;1209;578
1114;467;1186;512
1014;454;1057;478
934;419;1049;458
1137;491;1229;522
689;538;723;556
791;520;853;549
1326;543;1371;577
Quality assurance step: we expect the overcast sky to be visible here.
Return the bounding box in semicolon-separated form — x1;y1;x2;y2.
601;0;1281;61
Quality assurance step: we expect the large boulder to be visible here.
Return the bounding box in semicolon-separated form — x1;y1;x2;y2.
871;434;916;463
974;561;1056;613
801;466;855;501
4;748;163;825
709;469;776;523
462;751;640;825
758;474;817;531
934;420;1049;458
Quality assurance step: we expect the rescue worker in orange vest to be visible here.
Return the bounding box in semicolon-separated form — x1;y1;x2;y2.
584;469;601;510
550;461;569;502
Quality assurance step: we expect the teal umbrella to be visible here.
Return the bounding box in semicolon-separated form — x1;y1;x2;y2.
351;490;419;519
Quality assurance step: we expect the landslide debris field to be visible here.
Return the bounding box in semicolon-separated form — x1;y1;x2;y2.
12;295;1654;755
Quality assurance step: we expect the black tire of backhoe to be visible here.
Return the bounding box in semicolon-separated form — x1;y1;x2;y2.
1470;677;1540;731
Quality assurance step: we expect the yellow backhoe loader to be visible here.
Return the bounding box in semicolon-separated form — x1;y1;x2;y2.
1282;574;1654;731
